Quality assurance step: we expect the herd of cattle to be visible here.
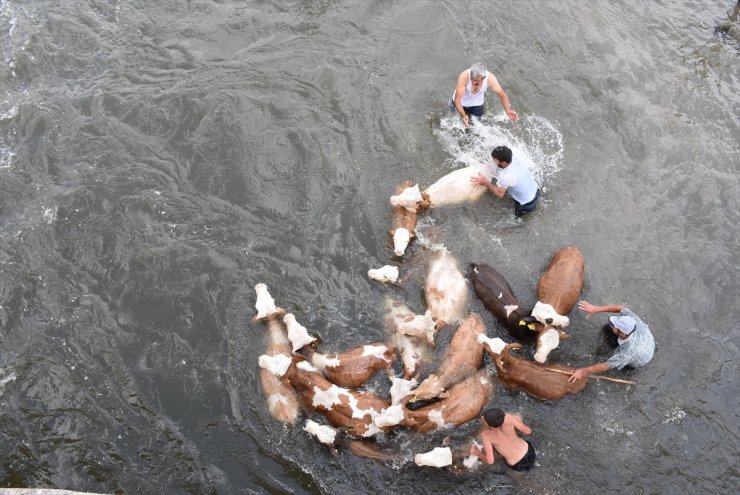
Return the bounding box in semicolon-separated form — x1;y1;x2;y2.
254;164;589;469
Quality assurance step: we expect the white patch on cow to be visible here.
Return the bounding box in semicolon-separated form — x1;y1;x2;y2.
393;228;411;256
361;344;389;360
258;354;291;377
297;360;318;373
534;328;560;363
368;265;399;283
531;301;570;327
498;292;503;299
255;283;279;319
343;391;376;421
479;375;490;385
312;385;342;410
283;313;317;352
504;304;519;317
267;393;289;412
399;309;436;344
304;420;337;445
389;376;418;405
311;353;341;370
463;441;483;469
390;184;423;208
415;447;453;467
428;409;446;429
362;422;382;438
477;334;506;354
373;404;405;428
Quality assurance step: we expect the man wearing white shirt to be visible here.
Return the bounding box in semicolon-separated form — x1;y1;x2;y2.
470;145;540;216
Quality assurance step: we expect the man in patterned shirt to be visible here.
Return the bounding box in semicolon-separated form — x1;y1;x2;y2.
568;301;655;382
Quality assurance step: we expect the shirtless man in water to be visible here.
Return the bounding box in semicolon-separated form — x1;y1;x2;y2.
469;408;536;472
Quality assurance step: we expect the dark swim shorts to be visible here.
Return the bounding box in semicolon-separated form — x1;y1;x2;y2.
514;189;540;217
463;104;485;117
506;440;536;472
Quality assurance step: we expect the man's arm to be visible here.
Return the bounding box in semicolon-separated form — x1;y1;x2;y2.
470;172;506;198
578;301;625;319
488;73;519;122
509;414;532;435
470;433;496;464
568;361;609;382
454;71;471;128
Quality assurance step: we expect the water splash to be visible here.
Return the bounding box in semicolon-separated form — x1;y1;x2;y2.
434;112;564;186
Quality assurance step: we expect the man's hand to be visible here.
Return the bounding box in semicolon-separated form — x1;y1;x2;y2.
462;114;471;128
568;368;587;383
507;109;520;122
470;172;489;187
578;300;597;318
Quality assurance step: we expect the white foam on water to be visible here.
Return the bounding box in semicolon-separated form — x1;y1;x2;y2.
434;113;564;187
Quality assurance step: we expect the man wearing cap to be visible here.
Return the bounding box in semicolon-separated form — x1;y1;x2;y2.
470;145;541;217
450;63;519;128
568;301;655;382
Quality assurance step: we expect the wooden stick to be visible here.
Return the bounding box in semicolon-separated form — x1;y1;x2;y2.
544;367;638;385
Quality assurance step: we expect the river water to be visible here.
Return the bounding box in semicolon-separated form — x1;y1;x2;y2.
0;1;738;494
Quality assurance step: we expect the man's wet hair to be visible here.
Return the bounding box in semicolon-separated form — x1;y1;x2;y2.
470;63;487;80
483;408;505;428
491;145;513;164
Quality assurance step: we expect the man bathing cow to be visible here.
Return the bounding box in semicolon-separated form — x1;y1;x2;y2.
470;145;541;217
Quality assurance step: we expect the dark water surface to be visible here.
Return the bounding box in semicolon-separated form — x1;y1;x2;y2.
1;1;738;494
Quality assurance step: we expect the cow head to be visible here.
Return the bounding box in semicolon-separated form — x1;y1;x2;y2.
409;374;446;402
390;183;423;209
532;326;571;363
393;228;411;256
531;301;570;327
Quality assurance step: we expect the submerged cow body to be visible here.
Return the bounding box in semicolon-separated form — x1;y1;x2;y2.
409;314;485;403
478;336;587;401
402;369;493;433
384;298;433;379
254;284;301;424
424;248;468;329
285;356;392;438
389;180;430;256
304;343;396;389
423;163;495;207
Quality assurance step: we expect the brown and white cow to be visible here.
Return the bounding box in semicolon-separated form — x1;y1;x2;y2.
302;342;397;389
384;297;434;379
521;245;585;362
285;356;393;438
409;313;485;403
389;180;430;256
478;335;587;401
401;369;493;433
424;248;468;329
253;283;301;424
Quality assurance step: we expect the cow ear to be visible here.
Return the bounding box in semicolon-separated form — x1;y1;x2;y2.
558;331;571;341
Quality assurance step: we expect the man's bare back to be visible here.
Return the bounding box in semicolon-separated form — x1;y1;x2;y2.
470;409;536;471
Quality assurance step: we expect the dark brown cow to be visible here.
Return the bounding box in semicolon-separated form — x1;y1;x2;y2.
409;314;485;403
478;335;587;401
469;263;532;341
